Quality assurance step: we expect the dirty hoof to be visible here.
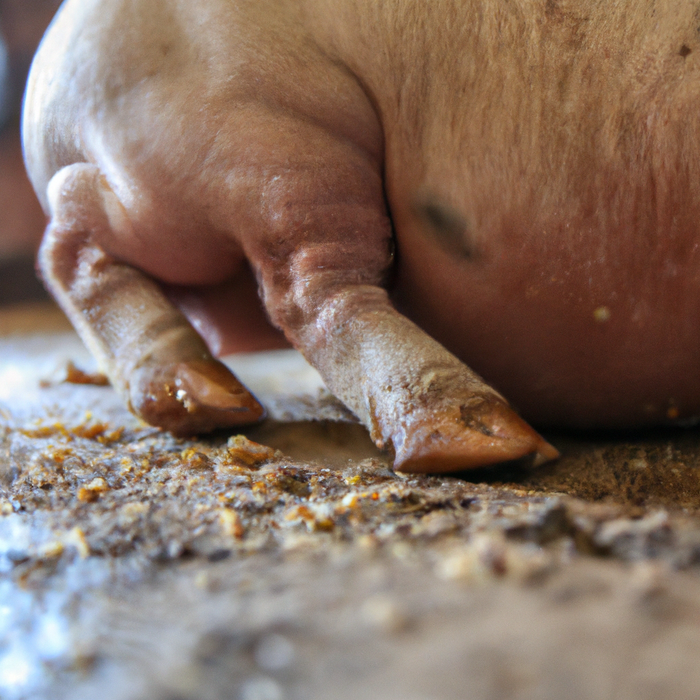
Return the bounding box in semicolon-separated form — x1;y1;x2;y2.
392;396;559;473
128;358;265;435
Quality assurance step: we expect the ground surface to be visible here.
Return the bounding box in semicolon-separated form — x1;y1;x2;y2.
2;304;700;699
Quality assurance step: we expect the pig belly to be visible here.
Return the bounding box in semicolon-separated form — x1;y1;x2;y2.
395;238;700;429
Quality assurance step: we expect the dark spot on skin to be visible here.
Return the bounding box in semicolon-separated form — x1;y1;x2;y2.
680;44;692;58
418;200;475;260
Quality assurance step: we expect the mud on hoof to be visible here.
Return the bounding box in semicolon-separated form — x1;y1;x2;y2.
391;394;559;474
128;358;265;436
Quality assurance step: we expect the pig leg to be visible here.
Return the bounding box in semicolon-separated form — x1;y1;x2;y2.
251;215;559;474
38;163;264;435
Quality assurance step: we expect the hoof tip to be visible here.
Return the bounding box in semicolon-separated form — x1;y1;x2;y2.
392;396;559;474
128;359;265;435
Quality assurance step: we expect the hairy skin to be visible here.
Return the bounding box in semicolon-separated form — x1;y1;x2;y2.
22;0;700;471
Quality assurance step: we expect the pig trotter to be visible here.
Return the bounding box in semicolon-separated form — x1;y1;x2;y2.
128;357;264;436
39;164;264;435
112;331;261;433
391;392;560;473
281;281;558;473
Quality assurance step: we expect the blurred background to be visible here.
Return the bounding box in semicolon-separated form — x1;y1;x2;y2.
0;0;61;306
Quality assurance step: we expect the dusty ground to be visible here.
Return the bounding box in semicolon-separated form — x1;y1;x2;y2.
3;304;700;699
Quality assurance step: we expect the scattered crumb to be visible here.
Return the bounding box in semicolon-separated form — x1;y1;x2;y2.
223;435;279;468
63;361;110;386
219;508;245;539
77;477;109;502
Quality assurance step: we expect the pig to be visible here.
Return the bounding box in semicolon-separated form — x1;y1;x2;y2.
22;0;700;473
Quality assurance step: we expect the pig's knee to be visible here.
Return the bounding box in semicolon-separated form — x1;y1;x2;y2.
39;164;117;284
45;163;121;232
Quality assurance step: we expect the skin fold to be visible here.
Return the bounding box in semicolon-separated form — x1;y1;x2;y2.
23;0;700;472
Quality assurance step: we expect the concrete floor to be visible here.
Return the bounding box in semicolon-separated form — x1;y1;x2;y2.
2;306;700;699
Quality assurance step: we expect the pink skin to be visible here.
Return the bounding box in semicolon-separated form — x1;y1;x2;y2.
24;0;700;471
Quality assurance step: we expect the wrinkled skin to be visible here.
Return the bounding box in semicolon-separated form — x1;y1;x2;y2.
22;0;700;472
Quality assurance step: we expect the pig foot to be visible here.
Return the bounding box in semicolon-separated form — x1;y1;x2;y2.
290;286;559;473
390;391;560;473
128;355;265;437
39;164;264;434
